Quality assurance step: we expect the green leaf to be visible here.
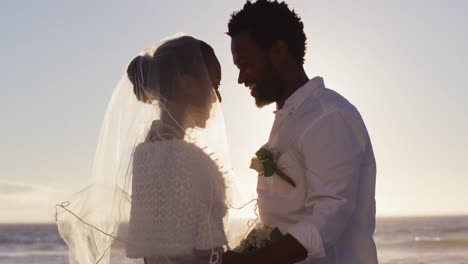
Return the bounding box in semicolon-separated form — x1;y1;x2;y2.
255;148;274;160
269;227;284;243
262;160;276;176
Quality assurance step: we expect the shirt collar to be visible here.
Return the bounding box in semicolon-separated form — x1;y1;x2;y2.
274;76;325;115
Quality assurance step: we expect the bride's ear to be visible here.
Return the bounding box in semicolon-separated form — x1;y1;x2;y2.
174;75;195;100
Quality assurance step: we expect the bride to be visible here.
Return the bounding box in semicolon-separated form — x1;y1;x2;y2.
56;35;252;264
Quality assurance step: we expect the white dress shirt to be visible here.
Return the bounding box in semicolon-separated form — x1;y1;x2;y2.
257;77;378;264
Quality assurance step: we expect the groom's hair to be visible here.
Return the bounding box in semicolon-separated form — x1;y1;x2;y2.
227;0;307;65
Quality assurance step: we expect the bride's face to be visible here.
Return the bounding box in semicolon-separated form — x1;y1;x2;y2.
177;60;221;129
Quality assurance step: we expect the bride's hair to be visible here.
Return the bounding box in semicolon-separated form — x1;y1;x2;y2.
127;36;220;104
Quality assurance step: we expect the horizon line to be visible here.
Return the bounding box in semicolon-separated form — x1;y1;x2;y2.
2;213;468;225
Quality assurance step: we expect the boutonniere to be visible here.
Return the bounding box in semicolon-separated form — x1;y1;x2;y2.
250;147;296;188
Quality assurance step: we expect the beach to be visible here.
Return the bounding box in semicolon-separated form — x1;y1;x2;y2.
1;215;468;264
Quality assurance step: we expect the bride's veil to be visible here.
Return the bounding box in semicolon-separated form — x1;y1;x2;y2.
56;34;256;264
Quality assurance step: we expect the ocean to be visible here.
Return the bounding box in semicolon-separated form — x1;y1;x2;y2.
1;216;468;264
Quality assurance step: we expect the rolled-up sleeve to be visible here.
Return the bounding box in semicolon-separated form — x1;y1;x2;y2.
286;109;362;258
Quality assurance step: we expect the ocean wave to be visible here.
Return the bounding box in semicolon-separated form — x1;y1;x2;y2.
0;224;65;247
376;226;468;237
0;250;68;257
379;236;468;248
0;237;65;247
439;226;468;234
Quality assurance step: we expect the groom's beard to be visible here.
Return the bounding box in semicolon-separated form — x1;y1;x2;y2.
254;63;284;108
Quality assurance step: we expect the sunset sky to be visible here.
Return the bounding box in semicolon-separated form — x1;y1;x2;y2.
1;0;467;223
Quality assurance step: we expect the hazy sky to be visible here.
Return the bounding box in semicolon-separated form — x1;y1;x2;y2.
1;0;467;223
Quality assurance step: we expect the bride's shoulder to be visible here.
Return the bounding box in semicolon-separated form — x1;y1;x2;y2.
134;140;206;159
133;140;218;181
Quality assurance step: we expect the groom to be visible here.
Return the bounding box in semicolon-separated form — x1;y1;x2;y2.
223;1;378;264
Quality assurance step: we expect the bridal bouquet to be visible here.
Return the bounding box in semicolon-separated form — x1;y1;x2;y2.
234;223;284;253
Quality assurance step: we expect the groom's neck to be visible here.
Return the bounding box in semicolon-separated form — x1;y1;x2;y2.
276;67;309;109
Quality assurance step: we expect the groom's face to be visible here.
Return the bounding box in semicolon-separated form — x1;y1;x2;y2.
231;32;283;107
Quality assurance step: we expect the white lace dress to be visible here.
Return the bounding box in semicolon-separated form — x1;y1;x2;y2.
126;139;228;262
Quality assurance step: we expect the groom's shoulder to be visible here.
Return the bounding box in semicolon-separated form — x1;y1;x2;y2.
303;87;358;117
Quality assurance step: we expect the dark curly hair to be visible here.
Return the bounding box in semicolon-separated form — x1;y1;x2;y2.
227;0;307;65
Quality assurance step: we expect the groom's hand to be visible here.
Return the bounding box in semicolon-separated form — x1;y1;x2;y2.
222;250;260;264
223;234;308;264
222;250;252;264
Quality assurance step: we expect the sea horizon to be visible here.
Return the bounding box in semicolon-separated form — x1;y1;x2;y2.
2;215;468;264
3;213;468;225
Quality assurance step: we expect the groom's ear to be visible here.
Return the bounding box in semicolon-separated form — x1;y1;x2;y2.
269;40;289;67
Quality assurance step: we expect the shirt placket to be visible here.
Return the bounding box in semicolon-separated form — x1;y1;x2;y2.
268;111;287;147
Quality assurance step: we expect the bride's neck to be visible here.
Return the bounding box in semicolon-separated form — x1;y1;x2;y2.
160;104;190;139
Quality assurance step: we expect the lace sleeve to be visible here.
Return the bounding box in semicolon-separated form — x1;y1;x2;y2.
193;150;228;250
195;203;228;250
